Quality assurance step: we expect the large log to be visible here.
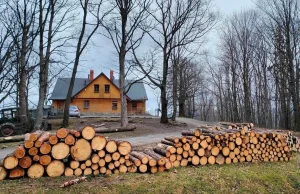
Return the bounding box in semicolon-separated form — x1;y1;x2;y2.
81;126;96;140
46;160;65;177
105;140;117;153
56;128;69;139
3;155;18;169
40;143;52;155
91;135;107;150
95;125;136;133
52;142;70;160
116;141;131;155
27;164;44;178
71;138;92;161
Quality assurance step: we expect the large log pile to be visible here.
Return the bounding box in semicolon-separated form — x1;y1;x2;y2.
0;126;132;180
0;123;296;181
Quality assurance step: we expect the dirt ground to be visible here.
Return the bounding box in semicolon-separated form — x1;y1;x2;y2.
48;117;197;139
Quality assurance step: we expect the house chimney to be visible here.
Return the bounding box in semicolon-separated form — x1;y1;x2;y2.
90;70;94;81
110;70;114;81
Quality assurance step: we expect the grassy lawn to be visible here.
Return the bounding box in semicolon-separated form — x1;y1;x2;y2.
1;153;299;194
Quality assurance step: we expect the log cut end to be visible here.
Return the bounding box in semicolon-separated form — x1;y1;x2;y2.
81;126;96;140
46;160;65;177
71;139;92;161
28;164;44;178
91;135;107;151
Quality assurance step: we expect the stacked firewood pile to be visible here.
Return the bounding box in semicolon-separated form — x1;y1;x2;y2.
155;125;292;167
0;123;295;181
0;126;132;180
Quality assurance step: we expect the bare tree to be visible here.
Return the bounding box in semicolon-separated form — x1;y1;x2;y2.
134;0;217;123
62;0;106;127
100;0;150;126
34;0;77;129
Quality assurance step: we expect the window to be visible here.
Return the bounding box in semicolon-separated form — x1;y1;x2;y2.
112;101;117;110
105;85;110;93
132;102;137;110
94;84;99;93
84;100;90;109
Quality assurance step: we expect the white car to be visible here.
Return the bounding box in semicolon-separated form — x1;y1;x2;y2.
69;105;80;118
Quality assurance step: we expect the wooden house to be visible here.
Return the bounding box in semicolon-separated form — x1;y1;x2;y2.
49;70;148;115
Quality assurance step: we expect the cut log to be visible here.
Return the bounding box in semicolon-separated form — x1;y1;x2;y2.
28;147;38;156
74;168;83;176
19;156;32;168
71;138;92;161
104;154;112;163
144;149;165;166
52;142;70;160
35;132;51;147
0;166;7;181
98;159;106;167
70;160;80;169
129;155;141;166
27;164;44;178
94;125;136;133
164;136;179;143
99;167;106;174
198;148;205;157
14;145;26;159
130;151;149;164
83;168;92;175
69;129;81;137
64;167;74;177
29;130;43;141
138;164;147;173
112;152;120;161
105;140;117;153
49;135;58;145
3;155;18;169
65;134;76;146
211;146;220;156
222;147;230;157
0;134;25;143
24;140;34;149
216;154;225;165
33;155;40;162
98;150;105;158
119;165;127;173
153;147;171;157
150;166;157;174
192;155;200;166
46;160;65;177
40;143;52;155
208;155;216;165
161;139;177;147
116;141;131;155
81;126;96;140
91;164;99;170
39;155;51;166
128;165;137;173
9;167;25;179
157;143;177;154
85;160;92;167
91;154;100;164
91;135;107;150
56;128;68;139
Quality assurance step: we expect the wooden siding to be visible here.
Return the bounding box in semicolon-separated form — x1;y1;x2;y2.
74;75;120;99
51;74;146;114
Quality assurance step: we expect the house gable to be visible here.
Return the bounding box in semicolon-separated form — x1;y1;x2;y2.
73;73;121;99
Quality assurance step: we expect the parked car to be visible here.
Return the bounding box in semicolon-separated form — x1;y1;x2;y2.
69;105;80;118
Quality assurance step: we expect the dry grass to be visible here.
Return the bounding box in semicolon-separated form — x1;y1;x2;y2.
1;153;299;194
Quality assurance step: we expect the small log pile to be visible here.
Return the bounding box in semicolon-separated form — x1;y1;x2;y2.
151;125;292;168
286;131;300;152
0;126;132;180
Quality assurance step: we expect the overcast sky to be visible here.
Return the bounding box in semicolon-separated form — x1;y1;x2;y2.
67;0;255;115
1;0;256;114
